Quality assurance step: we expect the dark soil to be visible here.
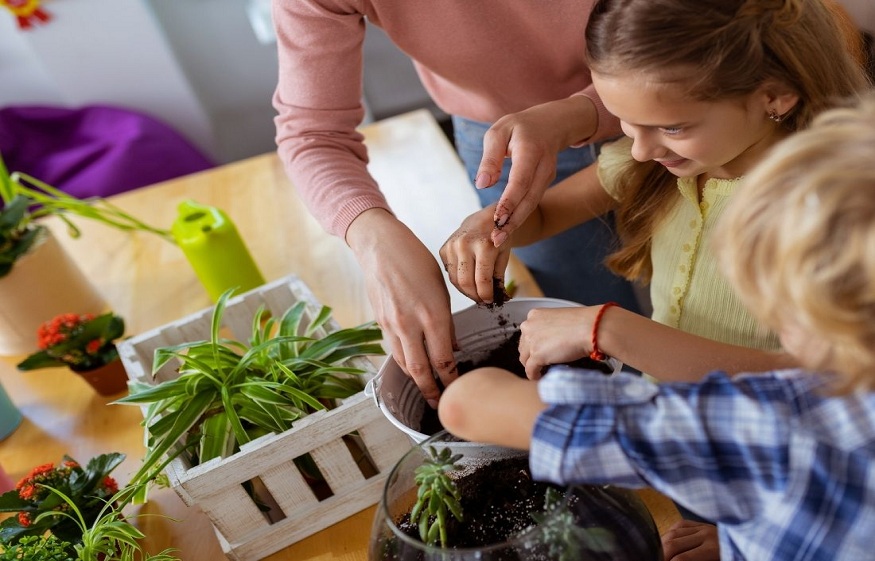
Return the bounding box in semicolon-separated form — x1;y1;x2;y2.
485;276;510;309
420;329;613;435
376;456;663;560
395;456;556;548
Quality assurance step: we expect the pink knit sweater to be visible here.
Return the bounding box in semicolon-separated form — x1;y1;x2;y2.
272;0;618;238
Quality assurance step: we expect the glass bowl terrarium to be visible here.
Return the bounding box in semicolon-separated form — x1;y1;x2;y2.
369;431;663;561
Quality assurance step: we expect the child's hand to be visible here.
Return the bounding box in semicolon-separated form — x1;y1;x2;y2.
440;206;513;304
661;520;720;561
519;306;594;379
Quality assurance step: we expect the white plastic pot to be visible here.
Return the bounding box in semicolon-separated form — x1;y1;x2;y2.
366;298;621;444
0;228;106;356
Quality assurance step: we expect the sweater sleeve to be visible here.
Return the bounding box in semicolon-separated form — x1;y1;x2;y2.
572;83;622;146
272;0;393;239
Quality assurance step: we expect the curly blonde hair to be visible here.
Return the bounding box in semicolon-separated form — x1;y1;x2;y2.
585;0;871;281
717;96;875;391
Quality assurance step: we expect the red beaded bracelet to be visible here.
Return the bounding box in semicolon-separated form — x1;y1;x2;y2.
590;301;619;361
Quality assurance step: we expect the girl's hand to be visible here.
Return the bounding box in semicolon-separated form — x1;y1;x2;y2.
475;97;599;245
440;206;513;304
518;306;596;379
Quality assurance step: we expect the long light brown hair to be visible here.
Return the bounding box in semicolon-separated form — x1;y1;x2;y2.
585;0;871;281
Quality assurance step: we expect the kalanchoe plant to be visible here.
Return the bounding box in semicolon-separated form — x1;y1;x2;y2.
16;312;125;372
40;480;180;561
410;446;463;547
0;453;123;546
119;287;385;490
0;151;173;279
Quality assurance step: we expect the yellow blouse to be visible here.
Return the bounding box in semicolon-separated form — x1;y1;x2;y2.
597;137;780;351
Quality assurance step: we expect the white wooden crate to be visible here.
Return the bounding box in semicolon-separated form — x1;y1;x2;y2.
117;275;412;561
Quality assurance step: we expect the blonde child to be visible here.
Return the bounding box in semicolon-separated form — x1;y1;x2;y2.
438;93;875;561
439;0;870;381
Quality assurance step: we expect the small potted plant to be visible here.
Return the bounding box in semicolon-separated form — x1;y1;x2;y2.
115;276;412;560
0;152;172;356
16;312;128;396
0;453;180;561
0;453;123;546
370;431;664;561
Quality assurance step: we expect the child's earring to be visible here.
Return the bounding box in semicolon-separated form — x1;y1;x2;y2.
768;109;784;123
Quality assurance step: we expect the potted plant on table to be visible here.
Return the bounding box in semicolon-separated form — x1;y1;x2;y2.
16;312;129;396
0;453;180;561
0;453;123;546
0;152;172;356
115;276;412;560
370;432;663;561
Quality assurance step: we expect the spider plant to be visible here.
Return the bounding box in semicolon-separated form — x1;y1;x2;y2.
119;288;384;490
34;482;180;561
410;446;463;547
0;152;173;279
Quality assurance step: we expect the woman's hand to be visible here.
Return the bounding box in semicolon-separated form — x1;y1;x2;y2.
347;209;457;407
440;206;513;304
475;97;599;246
518;306;596;379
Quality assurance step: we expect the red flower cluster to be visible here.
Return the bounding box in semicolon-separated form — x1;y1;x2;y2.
18;311;125;372
0;453;126;545
37;313;97;352
16;462;70;502
14;459;118;508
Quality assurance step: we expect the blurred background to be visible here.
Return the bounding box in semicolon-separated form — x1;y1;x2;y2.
0;0;871;168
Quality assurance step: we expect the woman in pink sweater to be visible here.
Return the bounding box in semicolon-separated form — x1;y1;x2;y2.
272;0;640;405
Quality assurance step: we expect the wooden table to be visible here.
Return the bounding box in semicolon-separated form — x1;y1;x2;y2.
0;109;678;559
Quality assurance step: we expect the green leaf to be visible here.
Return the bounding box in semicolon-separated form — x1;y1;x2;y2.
198;411;236;463
221;386;250;446
129;391;215;486
0;489;31;512
16;351;68;371
114;376;193;404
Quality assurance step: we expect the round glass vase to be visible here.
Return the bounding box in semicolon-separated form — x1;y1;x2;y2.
369;431;663;561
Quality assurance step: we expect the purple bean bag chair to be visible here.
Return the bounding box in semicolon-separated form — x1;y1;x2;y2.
0;105;215;199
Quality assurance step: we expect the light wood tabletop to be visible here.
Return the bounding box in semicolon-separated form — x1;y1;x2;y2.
0;109;678;560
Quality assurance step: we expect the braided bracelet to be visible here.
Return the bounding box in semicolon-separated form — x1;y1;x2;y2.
589;302;619;361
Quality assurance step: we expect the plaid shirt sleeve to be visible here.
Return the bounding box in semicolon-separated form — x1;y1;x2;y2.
530;367;824;522
531;367;875;560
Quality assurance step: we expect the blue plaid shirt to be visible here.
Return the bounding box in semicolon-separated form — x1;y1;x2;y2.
531;367;875;561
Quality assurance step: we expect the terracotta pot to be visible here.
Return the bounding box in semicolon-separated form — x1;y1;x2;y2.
0;228;106;356
75;359;129;396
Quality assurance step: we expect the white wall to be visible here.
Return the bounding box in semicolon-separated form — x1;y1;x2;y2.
0;0;440;165
0;0;282;164
11;0;865;167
